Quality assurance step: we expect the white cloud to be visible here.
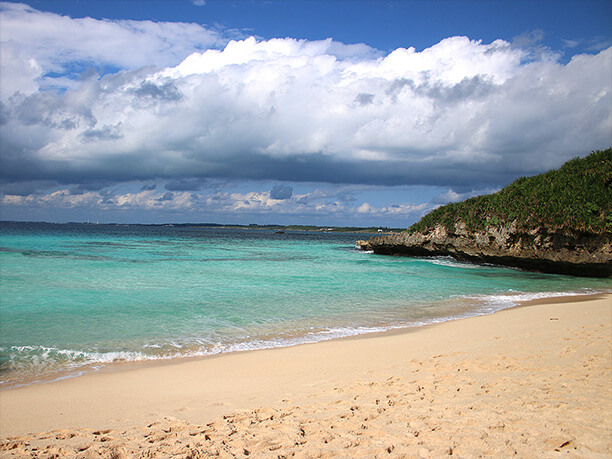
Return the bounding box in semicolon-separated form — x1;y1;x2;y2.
357;202;371;214
356;201;427;216
1;184;431;223
0;2;224;98
0;4;610;198
1;188;200;211
0;45;43;100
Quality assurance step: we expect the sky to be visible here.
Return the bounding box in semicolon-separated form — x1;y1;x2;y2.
0;0;611;226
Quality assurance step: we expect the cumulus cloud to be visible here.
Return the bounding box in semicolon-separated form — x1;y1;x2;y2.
1;182;428;225
357;202;372;214
0;2;225;98
356;201;427;217
0;4;611;224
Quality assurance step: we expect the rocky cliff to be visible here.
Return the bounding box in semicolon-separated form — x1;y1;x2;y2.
357;222;612;277
357;149;612;278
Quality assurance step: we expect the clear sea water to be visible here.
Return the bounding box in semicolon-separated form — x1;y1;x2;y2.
1;222;610;387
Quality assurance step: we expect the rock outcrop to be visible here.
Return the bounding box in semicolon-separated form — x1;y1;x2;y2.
357;222;612;278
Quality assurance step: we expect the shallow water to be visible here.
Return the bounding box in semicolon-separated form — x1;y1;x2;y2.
1;222;610;386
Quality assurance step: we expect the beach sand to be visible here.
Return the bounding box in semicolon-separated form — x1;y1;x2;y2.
1;294;610;457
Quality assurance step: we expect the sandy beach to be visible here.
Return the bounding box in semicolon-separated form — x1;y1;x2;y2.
1;293;610;457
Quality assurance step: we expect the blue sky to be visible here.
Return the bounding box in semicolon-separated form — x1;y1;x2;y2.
21;0;612;57
1;0;611;226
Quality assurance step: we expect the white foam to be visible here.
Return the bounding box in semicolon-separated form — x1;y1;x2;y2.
3;289;609;388
2;324;406;387
458;288;609;313
425;257;481;269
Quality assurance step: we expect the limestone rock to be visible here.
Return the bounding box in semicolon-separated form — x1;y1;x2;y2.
358;223;612;278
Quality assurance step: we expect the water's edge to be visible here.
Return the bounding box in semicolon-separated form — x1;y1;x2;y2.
2;289;608;391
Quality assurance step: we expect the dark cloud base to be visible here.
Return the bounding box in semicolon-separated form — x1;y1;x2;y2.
1;152;523;193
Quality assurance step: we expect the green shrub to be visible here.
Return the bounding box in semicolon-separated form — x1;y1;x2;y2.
408;148;612;234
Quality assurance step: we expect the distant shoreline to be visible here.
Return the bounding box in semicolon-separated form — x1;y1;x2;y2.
0;220;403;234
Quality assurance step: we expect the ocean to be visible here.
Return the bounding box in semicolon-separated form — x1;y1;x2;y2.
1;221;610;387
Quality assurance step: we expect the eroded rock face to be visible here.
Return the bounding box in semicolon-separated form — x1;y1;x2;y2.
357;223;612;278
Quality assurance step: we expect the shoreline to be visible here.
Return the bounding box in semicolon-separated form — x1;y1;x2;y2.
1;289;608;391
1;292;610;456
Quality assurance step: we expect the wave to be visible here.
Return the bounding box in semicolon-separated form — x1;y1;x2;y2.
2;288;608;388
458;288;610;313
0;323;412;387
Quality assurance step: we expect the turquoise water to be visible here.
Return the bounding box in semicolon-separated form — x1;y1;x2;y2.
1;222;610;386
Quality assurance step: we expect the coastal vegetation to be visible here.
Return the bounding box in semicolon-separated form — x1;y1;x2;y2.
408;148;612;234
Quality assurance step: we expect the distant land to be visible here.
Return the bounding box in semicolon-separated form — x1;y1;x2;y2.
0;221;402;234
359;148;612;278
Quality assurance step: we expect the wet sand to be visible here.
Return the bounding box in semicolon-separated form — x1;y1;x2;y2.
1;293;610;457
